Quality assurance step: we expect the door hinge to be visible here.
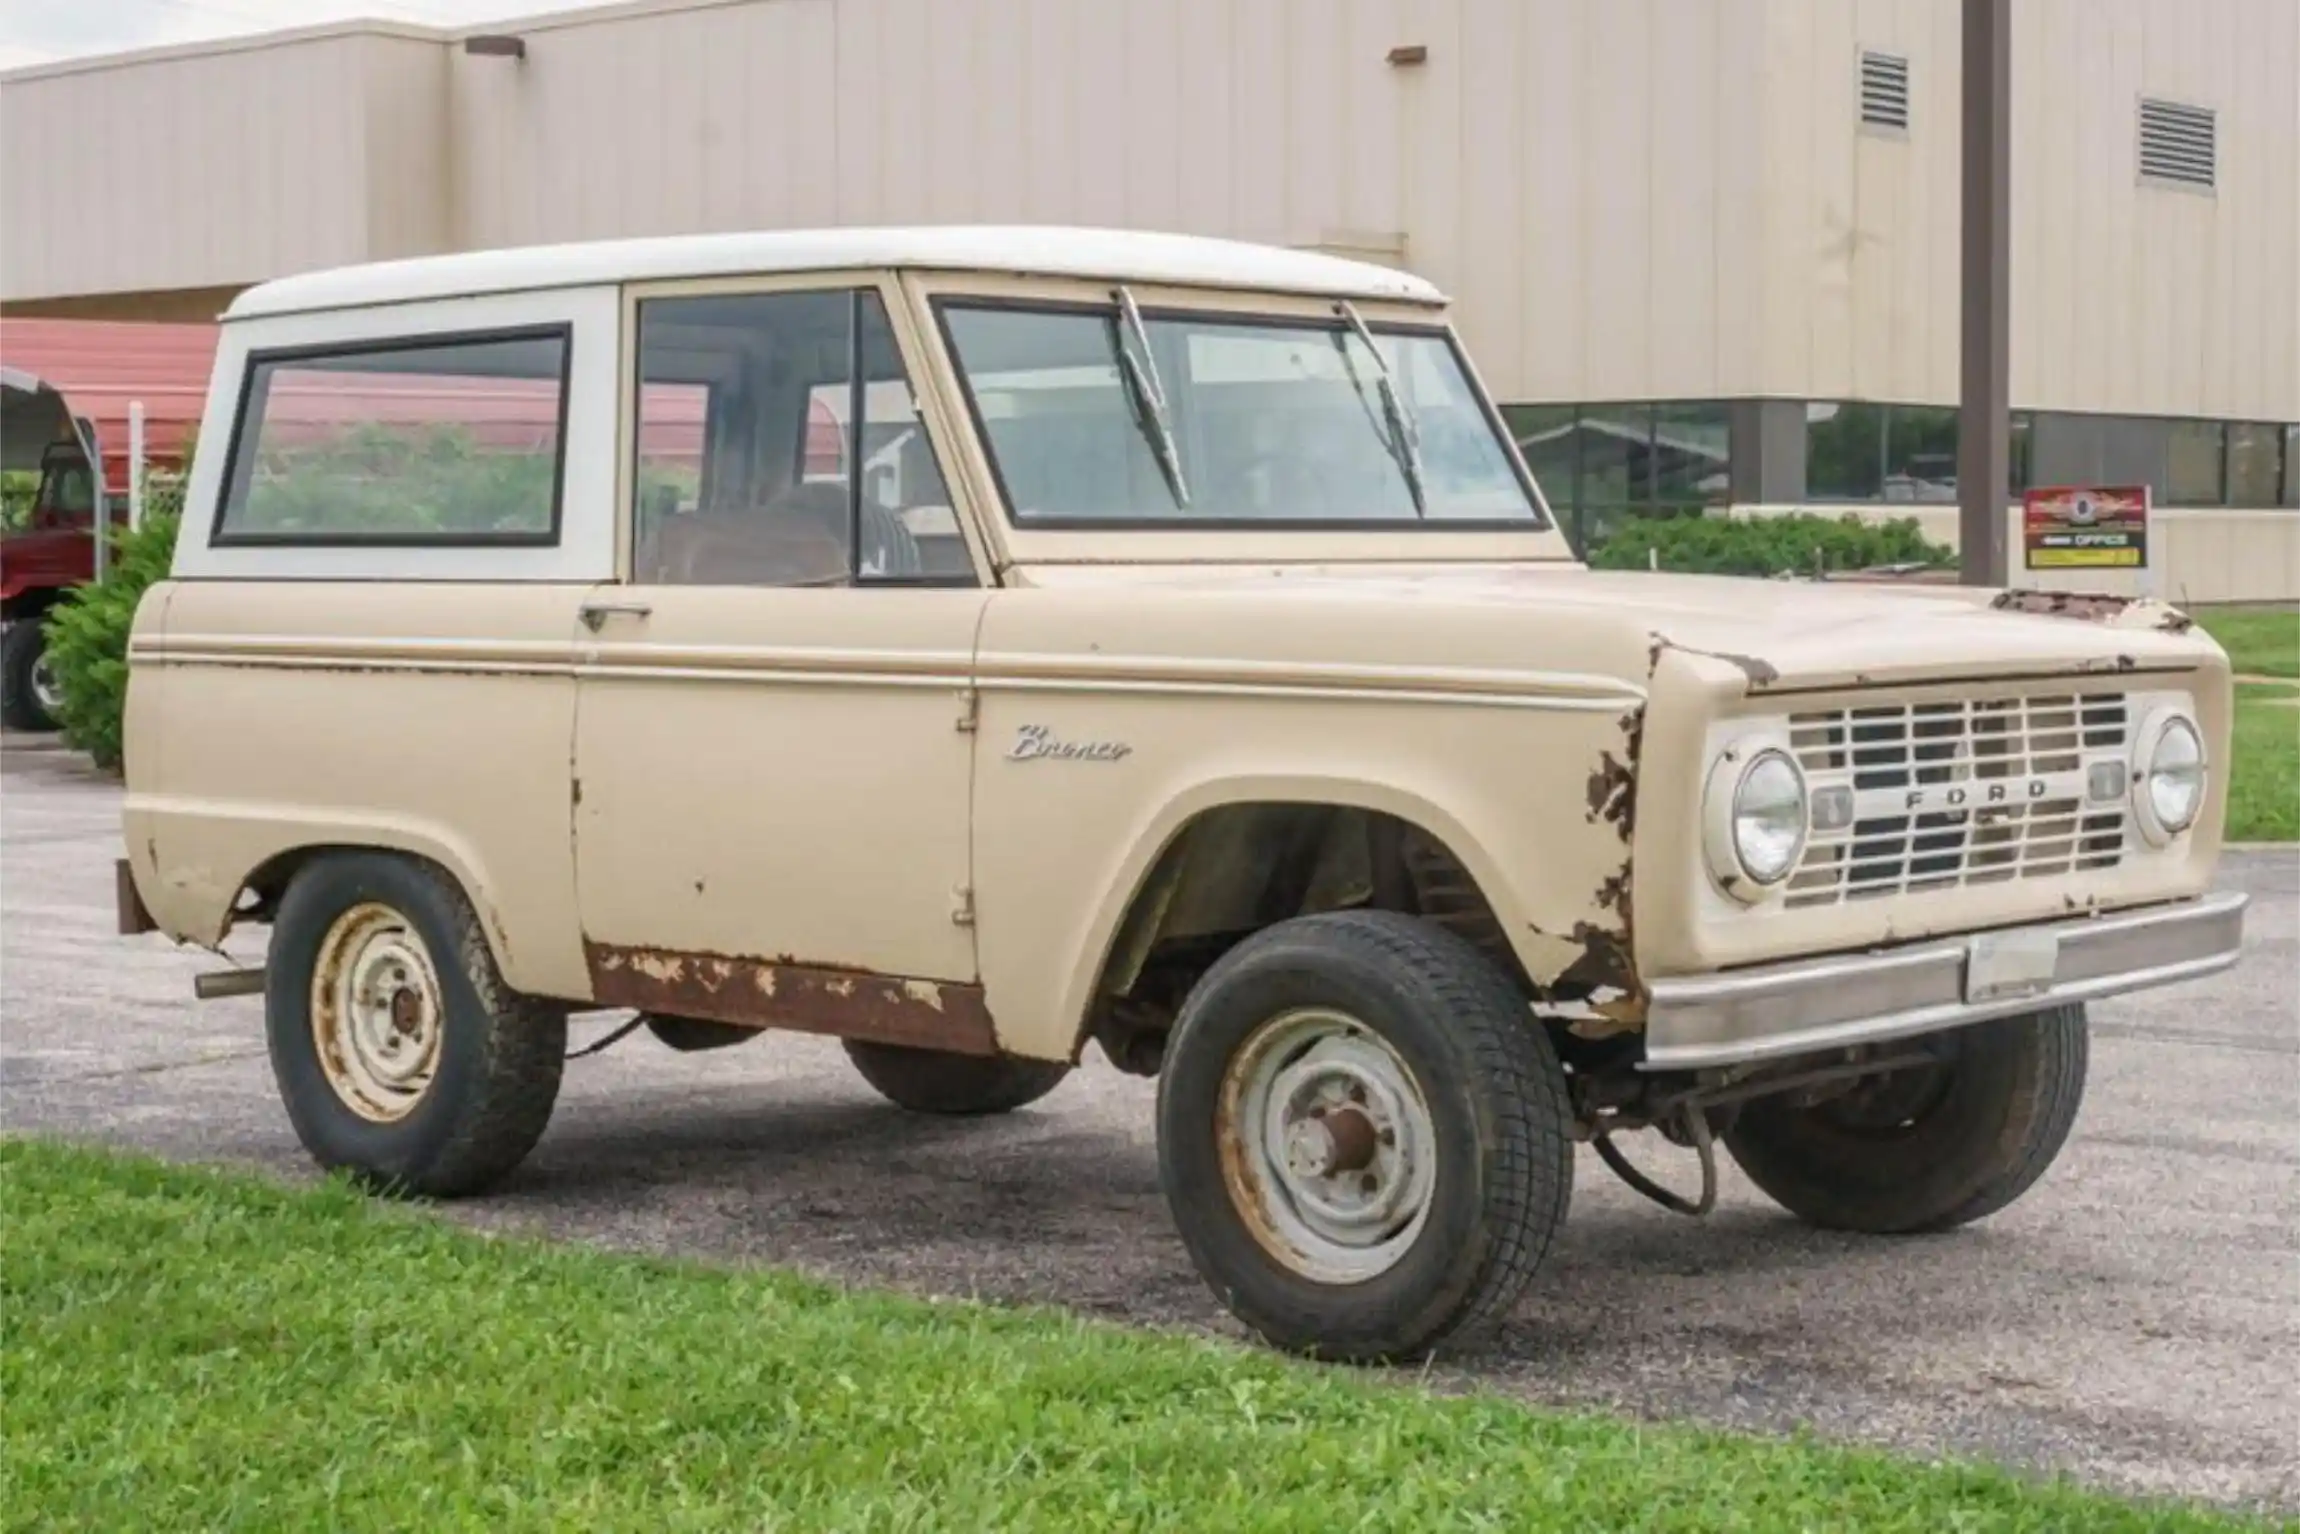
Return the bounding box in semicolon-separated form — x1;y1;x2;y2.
950;885;976;927
954;686;979;733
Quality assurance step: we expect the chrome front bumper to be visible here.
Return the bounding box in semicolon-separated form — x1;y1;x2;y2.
1640;891;2248;1070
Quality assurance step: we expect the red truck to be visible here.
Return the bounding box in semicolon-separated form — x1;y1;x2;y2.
1;319;215;730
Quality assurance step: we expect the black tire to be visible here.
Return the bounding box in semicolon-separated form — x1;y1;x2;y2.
1;619;58;732
266;852;566;1196
843;1039;1069;1115
1723;1004;2089;1234
1155;910;1573;1362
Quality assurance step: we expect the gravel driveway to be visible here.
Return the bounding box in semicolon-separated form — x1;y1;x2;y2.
4;733;2293;1511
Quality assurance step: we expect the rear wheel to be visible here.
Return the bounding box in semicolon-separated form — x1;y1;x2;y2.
1156;911;1572;1362
843;1039;1069;1115
1723;1005;2088;1233
1;620;60;732
266;852;566;1196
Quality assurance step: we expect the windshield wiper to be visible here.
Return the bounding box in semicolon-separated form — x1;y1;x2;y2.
1109;286;1190;509
1334;300;1426;515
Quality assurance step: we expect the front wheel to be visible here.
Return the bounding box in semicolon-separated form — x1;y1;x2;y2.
1156;911;1573;1362
1723;1005;2089;1234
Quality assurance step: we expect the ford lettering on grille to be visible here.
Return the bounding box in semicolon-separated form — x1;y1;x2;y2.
1787;693;2129;906
1872;770;2085;818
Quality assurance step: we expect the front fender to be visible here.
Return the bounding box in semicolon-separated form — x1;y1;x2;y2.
971;692;1646;1061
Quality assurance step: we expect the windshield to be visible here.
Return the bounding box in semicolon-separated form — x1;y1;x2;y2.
937;301;1545;528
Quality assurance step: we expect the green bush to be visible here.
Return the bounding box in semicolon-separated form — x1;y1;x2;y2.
1;469;38;531
238;424;554;537
1588;512;1951;577
44;475;184;771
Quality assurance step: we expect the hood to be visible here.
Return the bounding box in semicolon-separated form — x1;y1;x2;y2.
1012;562;2216;695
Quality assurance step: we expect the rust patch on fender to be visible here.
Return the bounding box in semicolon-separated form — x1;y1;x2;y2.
1563;702;1647;1027
583;941;997;1056
1558;923;1642;1012
1648;633;1780;688
1585;703;1646;841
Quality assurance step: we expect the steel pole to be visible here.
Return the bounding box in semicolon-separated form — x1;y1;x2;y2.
1957;0;2013;585
128;400;146;532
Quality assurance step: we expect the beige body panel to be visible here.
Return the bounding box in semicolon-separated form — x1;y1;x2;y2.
124;579;593;999
970;574;1649;1059
572;587;987;984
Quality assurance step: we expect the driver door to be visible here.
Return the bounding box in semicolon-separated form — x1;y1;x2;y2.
571;281;990;1042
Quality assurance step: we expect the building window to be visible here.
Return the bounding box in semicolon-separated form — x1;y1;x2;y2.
1502;401;1730;552
1805;401;1885;499
2165;420;2226;506
1882;405;1958;501
2226;423;2285;506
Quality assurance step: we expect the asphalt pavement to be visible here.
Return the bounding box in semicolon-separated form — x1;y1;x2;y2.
3;731;2294;1511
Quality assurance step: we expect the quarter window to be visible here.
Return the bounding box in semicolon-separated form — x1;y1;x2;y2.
217;328;568;544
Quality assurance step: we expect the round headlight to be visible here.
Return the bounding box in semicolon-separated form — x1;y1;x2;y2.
2136;713;2205;841
1733;750;1809;885
1705;743;1809;900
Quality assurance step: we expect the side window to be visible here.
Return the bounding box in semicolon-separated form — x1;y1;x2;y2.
631;288;970;587
217;328;568;544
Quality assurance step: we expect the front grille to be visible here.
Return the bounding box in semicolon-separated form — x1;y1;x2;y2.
1784;692;2129;907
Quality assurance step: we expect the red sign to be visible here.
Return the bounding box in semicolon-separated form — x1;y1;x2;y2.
2022;485;2149;570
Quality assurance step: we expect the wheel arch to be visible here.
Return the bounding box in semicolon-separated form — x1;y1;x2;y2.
1047;775;1535;1067
133;817;546;995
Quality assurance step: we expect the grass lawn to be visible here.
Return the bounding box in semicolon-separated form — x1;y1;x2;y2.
2227;684;2299;841
2190;608;2298;841
2195;606;2300;680
1;1141;2276;1533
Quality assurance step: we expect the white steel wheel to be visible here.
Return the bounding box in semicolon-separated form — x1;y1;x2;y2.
1219;1006;1439;1284
309;902;445;1123
1158;911;1574;1361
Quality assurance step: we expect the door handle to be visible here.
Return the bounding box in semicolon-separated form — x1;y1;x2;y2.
579;600;653;633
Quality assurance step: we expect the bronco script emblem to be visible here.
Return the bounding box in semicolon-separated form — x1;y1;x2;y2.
1006;724;1133;763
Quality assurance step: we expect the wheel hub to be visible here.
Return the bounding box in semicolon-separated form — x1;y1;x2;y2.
312;903;443;1122
1219;1008;1436;1283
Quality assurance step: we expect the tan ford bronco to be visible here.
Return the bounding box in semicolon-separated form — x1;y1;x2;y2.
118;228;2244;1360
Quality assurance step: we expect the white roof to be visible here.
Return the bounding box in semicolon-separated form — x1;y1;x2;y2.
227;226;1446;320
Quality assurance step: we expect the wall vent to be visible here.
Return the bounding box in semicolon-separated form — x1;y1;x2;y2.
1859;51;1910;131
2138;98;2216;189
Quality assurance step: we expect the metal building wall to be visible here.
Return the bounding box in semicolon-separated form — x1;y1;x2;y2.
4;0;2292;421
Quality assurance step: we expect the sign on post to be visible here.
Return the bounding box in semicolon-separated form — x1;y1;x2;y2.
2021;485;2149;572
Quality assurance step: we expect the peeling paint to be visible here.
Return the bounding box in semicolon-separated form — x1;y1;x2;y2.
1584;703;1646;843
1990;589;2133;621
583;940;997;1055
1990;588;2197;636
1648;632;1780;688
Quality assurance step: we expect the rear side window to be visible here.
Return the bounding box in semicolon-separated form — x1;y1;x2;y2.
215;327;570;545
